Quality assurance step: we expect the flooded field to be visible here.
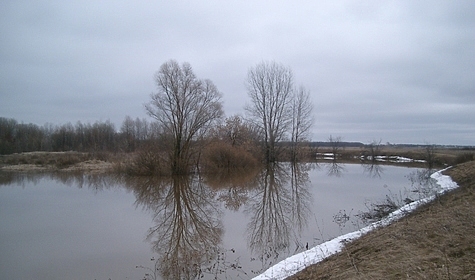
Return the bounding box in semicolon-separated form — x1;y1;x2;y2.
0;162;434;280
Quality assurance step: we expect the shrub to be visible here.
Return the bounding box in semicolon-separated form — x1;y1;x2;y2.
201;142;259;174
357;195;401;224
120;146;168;176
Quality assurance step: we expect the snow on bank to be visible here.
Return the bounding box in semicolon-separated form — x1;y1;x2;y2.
252;168;459;280
361;155;426;163
317;153;427;163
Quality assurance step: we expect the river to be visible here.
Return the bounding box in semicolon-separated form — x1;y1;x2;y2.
0;162;433;280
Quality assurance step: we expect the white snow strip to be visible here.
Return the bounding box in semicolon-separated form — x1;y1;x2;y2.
316;153;335;157
252;167;459;280
359;155;427;163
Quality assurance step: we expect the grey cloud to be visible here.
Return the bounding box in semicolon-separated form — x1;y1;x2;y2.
1;0;473;145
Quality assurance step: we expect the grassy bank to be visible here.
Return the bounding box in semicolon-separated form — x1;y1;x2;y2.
316;146;473;166
287;160;475;280
1;146;472;174
0;151;116;173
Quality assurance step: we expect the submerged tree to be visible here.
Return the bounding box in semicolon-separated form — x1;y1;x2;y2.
245;61;294;162
328;135;343;158
245;61;314;163
145;60;223;175
290;86;314;161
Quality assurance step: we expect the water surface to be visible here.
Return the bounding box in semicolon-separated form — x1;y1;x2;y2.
0;163;429;280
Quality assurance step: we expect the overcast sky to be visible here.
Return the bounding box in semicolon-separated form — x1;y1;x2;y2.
1;1;474;145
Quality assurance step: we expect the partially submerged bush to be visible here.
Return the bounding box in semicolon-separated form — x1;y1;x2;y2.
120;147;168;176
358;195;402;224
201;142;259;173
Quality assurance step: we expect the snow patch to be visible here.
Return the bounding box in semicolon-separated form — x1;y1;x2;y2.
361;155;426;163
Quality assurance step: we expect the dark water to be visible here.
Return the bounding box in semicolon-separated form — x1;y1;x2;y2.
0;163;431;280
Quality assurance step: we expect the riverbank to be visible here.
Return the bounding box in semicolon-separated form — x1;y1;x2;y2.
284;160;474;279
2;147;471;173
0;151;115;173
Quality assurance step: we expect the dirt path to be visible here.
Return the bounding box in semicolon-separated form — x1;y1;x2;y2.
287;161;475;280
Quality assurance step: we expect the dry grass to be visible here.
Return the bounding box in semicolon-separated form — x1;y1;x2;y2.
287;160;475;280
0;151;115;173
115;147;169;176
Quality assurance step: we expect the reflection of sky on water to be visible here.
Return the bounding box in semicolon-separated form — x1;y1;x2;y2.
0;163;424;279
0;174;152;280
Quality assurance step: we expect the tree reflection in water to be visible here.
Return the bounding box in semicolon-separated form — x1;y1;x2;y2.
289;163;313;233
205;168;259;212
245;162;312;269
130;175;223;279
325;160;346;177
0;162;313;279
362;161;385;178
407;168;440;199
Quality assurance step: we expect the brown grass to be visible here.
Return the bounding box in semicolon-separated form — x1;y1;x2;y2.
0;151;115;173
115;147;169;176
287;160;475;280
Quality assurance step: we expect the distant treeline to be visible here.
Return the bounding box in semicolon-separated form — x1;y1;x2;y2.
0;116;160;155
305;141;365;148
1;115;360;156
2;116;472;156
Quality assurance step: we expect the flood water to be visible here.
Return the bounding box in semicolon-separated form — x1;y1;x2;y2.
0;162;433;280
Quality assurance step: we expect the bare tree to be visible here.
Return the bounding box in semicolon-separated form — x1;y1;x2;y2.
328;135;342;159
145;60;223;175
423;142;437;170
211;115;256;147
120;116;136;152
290;86;314;161
366;139;383;161
245;61;294;162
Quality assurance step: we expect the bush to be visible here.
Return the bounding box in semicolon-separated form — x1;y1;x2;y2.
202;142;259;173
357;195;401;224
120;146;168;176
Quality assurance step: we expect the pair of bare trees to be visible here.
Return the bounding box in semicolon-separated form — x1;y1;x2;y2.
145;60;313;174
245;61;313;162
